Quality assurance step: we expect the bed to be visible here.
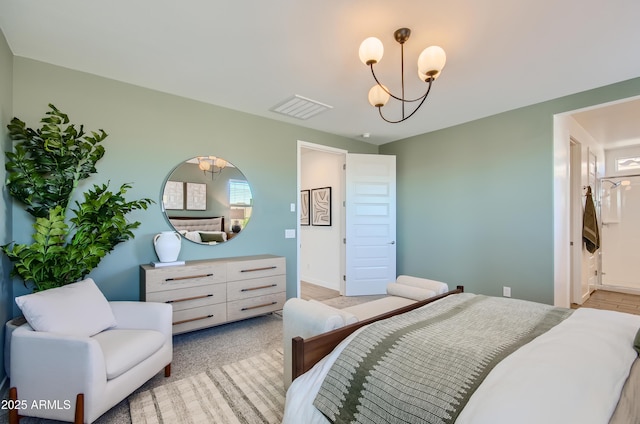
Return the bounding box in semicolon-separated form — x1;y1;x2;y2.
168;216;227;244
284;288;640;424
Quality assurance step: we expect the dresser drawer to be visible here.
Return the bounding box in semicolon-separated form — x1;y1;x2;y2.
227;292;285;322
146;283;226;311
172;303;227;334
227;274;286;302
143;262;227;293
226;256;286;282
140;255;286;335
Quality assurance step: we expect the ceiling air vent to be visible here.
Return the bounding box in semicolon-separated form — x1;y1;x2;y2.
270;95;333;120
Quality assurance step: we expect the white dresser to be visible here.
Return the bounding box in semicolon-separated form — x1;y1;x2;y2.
140;254;286;334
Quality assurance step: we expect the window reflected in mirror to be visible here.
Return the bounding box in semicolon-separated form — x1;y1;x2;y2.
161;156;253;245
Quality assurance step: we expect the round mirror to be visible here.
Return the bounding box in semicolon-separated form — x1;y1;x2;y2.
161;156;252;245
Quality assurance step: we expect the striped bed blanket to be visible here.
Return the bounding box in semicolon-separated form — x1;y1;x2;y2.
313;293;573;424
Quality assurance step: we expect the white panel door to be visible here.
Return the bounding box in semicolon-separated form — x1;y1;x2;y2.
345;153;396;295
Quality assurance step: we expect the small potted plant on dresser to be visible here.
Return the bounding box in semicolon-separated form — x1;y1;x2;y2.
2;104;153;374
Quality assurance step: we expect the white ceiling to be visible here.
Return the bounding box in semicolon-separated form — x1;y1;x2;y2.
1;0;639;146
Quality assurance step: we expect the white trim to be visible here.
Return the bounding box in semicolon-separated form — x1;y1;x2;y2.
594;284;640;296
562;94;640;116
553;114;571;307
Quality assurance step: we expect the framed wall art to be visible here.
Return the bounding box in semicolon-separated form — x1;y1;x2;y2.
163;180;184;210
311;186;331;226
300;189;310;226
186;182;207;210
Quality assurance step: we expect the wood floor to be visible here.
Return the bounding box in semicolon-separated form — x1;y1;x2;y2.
573;289;640;315
300;281;340;301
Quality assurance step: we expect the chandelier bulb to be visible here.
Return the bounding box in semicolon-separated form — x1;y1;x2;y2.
368;85;390;107
417;46;446;78
215;158;228;169
359;37;384;65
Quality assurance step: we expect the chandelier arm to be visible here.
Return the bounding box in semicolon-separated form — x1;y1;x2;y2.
377;79;434;124
369;64;432;103
377;107;397;124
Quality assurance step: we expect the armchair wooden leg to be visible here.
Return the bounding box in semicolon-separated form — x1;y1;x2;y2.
8;387;21;424
74;393;84;424
164;363;171;377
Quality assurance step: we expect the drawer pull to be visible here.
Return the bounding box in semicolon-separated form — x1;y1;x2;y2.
241;284;277;292
166;273;214;282
241;301;278;311
173;315;214;325
166;294;213;303
240;266;277;273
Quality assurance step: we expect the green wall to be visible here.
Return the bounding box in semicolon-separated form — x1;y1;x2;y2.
0;29;13;382
380;77;640;304
10;57;377;306
7;55;640;312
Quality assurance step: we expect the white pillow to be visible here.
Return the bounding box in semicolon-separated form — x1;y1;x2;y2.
15;278;117;337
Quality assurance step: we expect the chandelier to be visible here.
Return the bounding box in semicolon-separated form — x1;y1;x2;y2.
197;156;227;179
359;28;446;123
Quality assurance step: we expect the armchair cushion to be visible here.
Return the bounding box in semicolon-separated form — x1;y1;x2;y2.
15;278;117;337
92;329;165;379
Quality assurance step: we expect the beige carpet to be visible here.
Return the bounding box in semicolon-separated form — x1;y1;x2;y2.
129;349;284;424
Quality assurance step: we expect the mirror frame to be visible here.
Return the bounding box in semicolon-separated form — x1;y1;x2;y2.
161;156;253;245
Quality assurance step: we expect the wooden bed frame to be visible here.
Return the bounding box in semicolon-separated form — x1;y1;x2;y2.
291;285;465;380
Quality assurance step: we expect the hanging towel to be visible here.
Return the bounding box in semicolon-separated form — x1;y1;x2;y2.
583;186;600;253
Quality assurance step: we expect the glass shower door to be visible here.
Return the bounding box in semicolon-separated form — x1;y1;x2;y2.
600;176;640;292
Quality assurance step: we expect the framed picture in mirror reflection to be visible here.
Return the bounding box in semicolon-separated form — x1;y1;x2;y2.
163;181;184;210
186;182;207;210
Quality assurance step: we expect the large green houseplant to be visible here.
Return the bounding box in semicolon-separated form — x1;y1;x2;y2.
2;104;153;292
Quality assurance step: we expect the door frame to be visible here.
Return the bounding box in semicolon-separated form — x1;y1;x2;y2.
554;99;619;306
296;140;347;298
569;138;580;304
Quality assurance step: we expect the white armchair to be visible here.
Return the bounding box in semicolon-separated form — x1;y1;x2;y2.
8;279;172;424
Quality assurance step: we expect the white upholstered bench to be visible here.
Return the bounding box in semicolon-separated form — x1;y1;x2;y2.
283;275;449;388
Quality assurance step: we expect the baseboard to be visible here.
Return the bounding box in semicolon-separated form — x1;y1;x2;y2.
595;285;640;296
301;277;339;291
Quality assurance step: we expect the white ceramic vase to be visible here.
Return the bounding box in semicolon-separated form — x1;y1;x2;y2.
154;231;182;262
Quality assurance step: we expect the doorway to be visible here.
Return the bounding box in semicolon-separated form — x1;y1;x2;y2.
554;95;640;307
568;138;598;305
296;143;397;299
296;141;347;299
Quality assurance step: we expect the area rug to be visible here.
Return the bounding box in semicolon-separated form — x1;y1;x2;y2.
129;349;285;424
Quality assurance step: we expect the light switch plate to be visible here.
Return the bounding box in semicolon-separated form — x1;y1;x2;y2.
285;229;296;238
